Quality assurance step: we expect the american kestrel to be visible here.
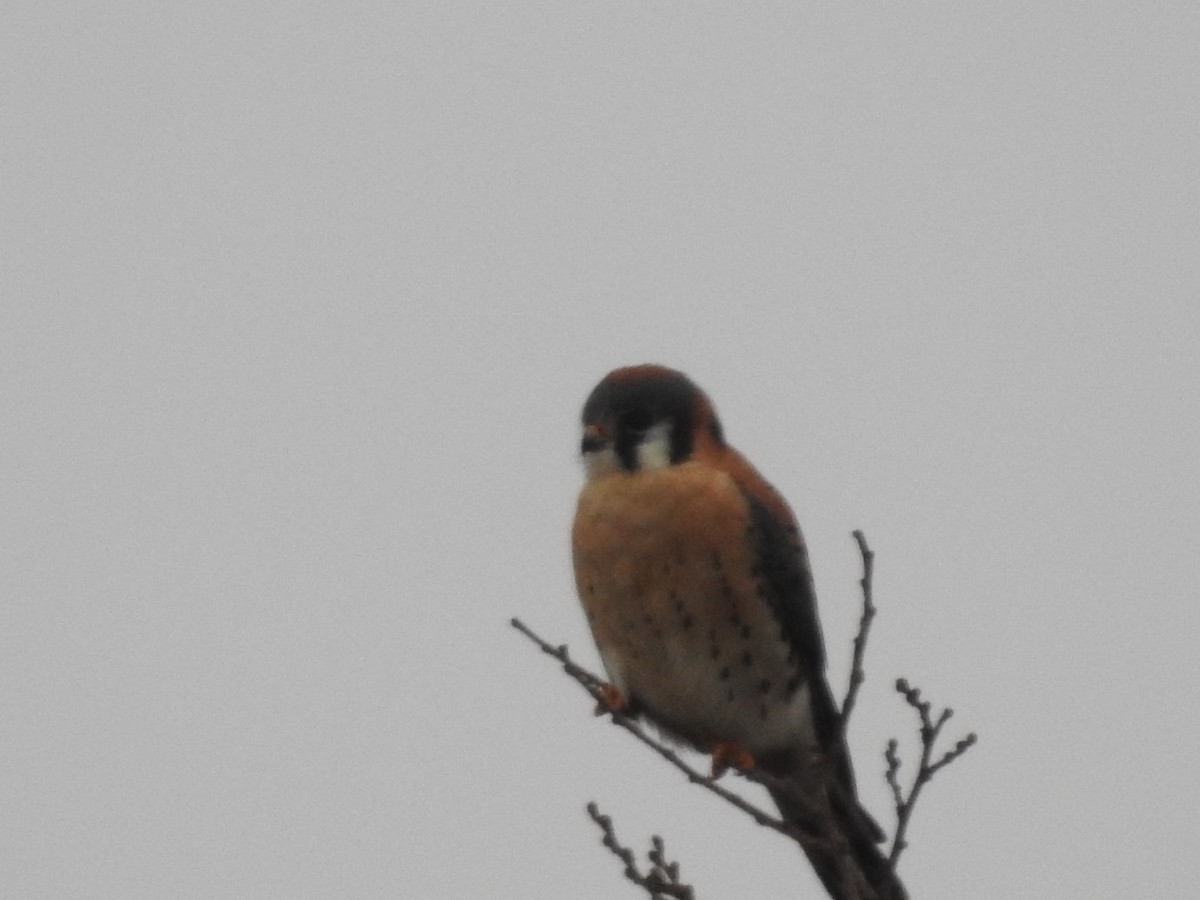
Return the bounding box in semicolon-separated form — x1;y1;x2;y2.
571;365;905;900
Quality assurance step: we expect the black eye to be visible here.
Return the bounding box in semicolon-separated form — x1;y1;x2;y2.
620;407;654;433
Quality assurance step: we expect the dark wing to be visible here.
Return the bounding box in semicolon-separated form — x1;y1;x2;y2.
743;491;893;865
742;494;855;789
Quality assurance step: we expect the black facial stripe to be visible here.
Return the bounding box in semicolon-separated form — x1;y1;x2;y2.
669;415;694;463
614;428;641;471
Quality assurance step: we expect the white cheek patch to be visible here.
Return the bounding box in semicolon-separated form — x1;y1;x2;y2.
634;423;673;471
582;446;621;480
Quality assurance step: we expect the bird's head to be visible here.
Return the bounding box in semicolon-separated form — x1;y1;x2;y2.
579;364;725;480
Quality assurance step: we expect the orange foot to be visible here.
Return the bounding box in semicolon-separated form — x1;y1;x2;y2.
708;740;756;779
594;683;629;716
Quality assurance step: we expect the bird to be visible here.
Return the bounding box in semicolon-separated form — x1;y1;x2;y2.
571;364;906;900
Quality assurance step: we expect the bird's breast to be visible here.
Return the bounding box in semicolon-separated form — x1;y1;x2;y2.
572;463;816;755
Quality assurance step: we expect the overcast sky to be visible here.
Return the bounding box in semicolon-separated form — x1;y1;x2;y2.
4;4;1199;899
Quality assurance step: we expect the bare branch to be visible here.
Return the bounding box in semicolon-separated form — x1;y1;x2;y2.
840;530;878;732
586;802;695;900
510;617;828;850
884;678;978;865
515;530;976;900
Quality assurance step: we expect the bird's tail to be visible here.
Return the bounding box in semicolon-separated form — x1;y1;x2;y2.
766;775;907;900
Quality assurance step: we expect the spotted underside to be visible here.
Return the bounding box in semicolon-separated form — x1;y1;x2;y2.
572;456;831;760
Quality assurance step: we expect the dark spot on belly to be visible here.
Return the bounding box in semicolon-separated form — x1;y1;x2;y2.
759;678;772;694
680;614;694;630
719;666;731;682
739;623;752;639
741;650;754;667
785;675;802;697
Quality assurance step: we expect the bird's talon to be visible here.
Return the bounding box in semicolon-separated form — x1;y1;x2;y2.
709;741;756;778
594;683;629;715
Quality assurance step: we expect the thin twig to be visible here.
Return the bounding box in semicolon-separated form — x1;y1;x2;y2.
586;802;695;900
884;678;978;865
510;617;820;848
840;530;878;732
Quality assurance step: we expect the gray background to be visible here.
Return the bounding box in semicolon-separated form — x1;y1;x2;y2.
4;3;1198;898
